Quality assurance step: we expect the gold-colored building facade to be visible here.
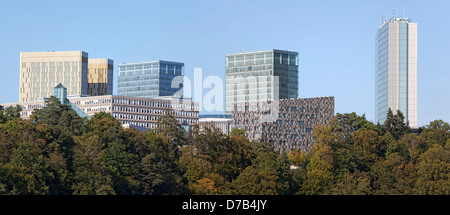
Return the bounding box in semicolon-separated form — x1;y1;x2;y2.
19;51;89;102
88;59;113;96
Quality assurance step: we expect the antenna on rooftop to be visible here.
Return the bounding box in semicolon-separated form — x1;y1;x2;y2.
403;6;405;18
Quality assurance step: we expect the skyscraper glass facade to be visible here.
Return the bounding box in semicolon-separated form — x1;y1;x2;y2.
117;61;184;98
375;17;417;127
225;49;299;113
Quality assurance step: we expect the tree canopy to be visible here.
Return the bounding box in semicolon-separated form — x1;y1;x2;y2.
0;104;449;195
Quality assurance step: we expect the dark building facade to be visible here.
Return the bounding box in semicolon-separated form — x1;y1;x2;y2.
231;97;334;152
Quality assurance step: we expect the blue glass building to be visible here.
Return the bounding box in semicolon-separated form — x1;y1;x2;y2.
117;61;184;98
54;83;90;118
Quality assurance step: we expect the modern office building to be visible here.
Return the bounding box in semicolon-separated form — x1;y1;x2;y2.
225;49;299;113
199;114;232;135
231;97;334;152
117;61;184;98
375;14;417;128
19;51;89;102
88;58;114;96
2;95;199;130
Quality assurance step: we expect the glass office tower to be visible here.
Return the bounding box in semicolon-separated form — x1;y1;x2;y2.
225;49;299;113
375;16;417;128
117;61;184;98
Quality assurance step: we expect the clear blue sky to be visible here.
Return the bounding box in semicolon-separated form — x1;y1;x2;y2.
0;0;449;126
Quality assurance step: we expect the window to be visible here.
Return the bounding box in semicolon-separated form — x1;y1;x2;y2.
298;121;304;126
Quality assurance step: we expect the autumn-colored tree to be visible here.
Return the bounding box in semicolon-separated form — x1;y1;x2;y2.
230;166;280;195
420;120;450;150
288;149;306;167
136;132;185;195
331;170;371;195
414;144;450;195
298;143;334;195
350;130;383;172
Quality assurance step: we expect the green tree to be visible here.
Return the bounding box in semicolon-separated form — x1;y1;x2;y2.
423;120;450;132
298;143;334;195
101;140;139;194
136;132;185;195
331;170;371;195
420;120;450;149
71;135;115;195
31;96;85;136
288;149;306;167
0;141;50;194
0;105;4;123
4;105;23;122
0;105;23;123
230;166;280;195
333;112;378;136
382;108;410;140
230;128;245;137
370;154;417;195
156;111;186;146
247;142;292;194
350;130;383;172
414;144;450;195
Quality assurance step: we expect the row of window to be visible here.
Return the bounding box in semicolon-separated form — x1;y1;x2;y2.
25;61;80;68
116;117;197;129
113;105;198;117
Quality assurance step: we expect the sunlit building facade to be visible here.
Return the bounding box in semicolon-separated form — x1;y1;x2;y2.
375;16;417;128
2;95;199;130
19;51;89;102
117;61;184;98
88;58;114;96
225;49;299;113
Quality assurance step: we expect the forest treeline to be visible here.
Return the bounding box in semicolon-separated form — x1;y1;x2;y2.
0;96;449;195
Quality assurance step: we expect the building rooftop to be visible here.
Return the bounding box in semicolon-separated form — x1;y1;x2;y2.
118;60;184;66
226;49;298;56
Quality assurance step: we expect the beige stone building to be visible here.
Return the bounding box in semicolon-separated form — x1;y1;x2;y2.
19;51;89;102
88;59;114;96
2;95;199;130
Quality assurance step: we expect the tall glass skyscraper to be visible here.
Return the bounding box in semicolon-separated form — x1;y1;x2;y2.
225;49;299;113
375;15;417;128
117;60;184;98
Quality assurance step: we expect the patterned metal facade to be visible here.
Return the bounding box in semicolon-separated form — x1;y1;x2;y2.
231;97;334;152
